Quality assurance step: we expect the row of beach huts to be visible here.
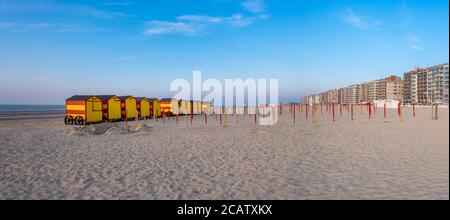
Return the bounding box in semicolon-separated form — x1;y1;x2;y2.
64;95;212;125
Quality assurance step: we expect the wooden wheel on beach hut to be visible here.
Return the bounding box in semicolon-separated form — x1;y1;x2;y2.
97;95;121;122
119;96;137;121
136;97;151;120
65;95;103;125
160;98;179;116
148;98;161;118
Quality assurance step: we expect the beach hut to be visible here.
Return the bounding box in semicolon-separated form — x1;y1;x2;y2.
65;95;103;125
191;100;202;115
148;98;161;118
97;95;121;121
119;96;137;120
136;97;151;119
160;98;179;116
202;101;213;113
178;99;191;115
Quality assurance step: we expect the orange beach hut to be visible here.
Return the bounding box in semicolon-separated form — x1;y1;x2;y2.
160;98;179;116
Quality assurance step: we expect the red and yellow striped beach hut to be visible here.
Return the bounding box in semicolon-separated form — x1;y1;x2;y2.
65;95;103;125
97;95;121;121
136;97;151;119
149;98;161;118
119;96;137;120
160;98;179;116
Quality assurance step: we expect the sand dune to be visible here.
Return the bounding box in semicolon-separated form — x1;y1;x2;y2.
0;107;448;199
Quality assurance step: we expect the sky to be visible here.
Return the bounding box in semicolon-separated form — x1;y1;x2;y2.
0;0;448;104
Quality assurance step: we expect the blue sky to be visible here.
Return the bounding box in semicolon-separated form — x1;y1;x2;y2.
0;0;448;104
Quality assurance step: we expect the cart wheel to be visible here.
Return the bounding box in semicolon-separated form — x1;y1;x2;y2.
64;116;74;125
75;116;84;125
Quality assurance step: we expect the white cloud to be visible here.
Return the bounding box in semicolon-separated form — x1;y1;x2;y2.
103;2;133;7
0;21;109;33
407;34;424;50
342;7;381;29
242;0;266;14
0;0;130;19
144;14;255;36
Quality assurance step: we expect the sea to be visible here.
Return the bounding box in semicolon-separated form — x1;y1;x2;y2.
0;105;65;120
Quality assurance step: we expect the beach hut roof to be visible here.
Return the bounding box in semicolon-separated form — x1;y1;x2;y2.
135;97;148;101
118;96;135;100
66;95;96;101
96;95;117;101
148;98;160;102
160;98;177;102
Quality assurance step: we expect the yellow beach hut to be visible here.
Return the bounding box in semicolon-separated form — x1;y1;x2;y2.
97;95;121;121
65;95;103;125
148;98;161;118
191;100;202;115
119;96;137;120
136;97;151;119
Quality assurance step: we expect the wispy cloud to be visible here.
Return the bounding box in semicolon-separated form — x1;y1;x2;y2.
242;0;266;14
407;34;424;50
144;14;255;36
342;7;381;29
0;21;109;33
0;0;130;19
144;0;267;36
103;1;133;7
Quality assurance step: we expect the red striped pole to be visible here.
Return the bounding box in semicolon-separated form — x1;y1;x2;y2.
397;102;401;117
384;103;387;119
368;103;372;119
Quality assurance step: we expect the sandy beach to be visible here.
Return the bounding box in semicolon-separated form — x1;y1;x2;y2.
0;107;448;200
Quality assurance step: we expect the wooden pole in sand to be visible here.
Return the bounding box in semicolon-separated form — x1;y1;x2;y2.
305;104;309;119
368;103;372;119
397;102;401;117
384;103;387;119
320;103;323;116
332;103;335;122
185;111;188;128
153;113;156;127
224;108;227;127
413;104;416;117
399;103;403;122
293;105;296;124
176;113;178;125
126;109;128;125
339;104;342;116
204;112;207;124
235;107;238;125
254;107;257;124
351;104;354;121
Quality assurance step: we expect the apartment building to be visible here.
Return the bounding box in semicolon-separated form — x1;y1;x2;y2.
403;63;449;105
385;76;403;101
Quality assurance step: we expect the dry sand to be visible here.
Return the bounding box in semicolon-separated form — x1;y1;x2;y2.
0;107;448;199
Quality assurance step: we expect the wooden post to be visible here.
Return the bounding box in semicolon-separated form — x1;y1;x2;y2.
293;105;296;124
204;112;207;124
176;113;178;125
306;104;308;119
224;109;227;127
368;103;372;119
254;107;257;124
332;103;335;122
384;103;387;119
339;104;342;116
413;104;416;117
125;109;128;125
351;104;354;121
